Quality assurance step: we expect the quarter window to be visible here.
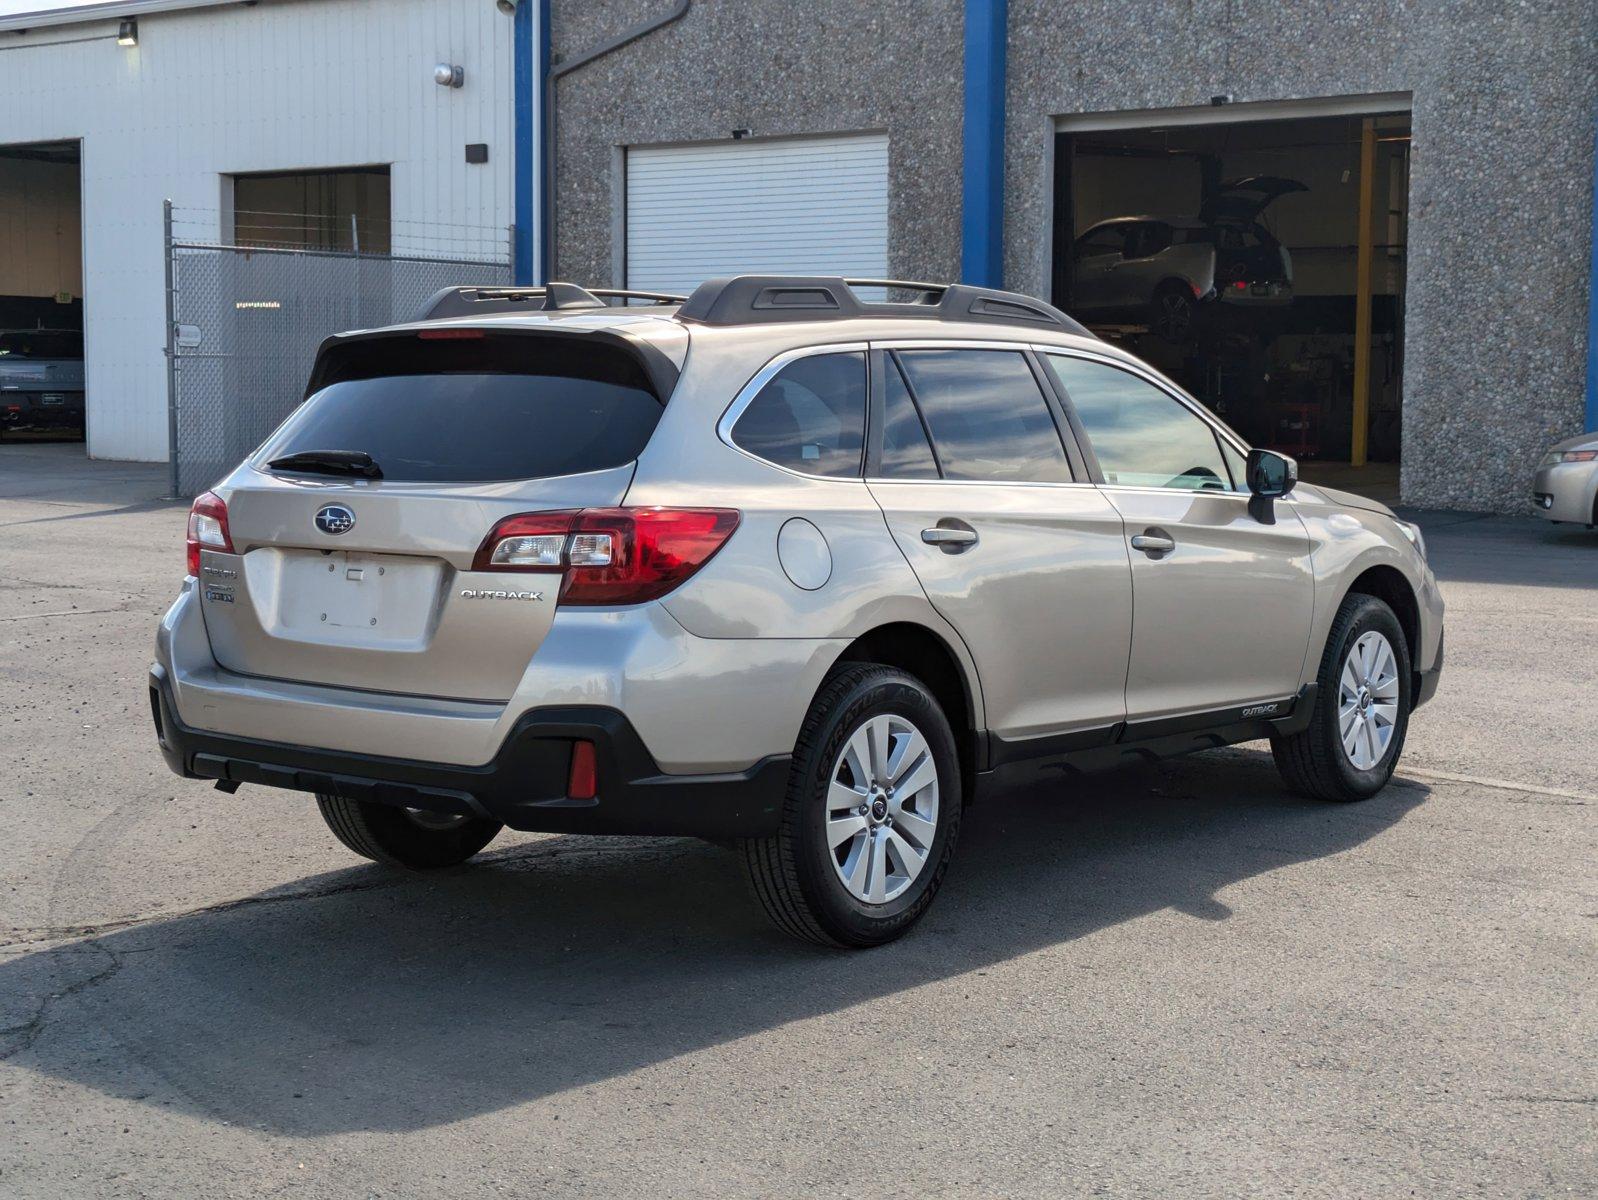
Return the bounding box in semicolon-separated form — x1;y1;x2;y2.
895;350;1073;484
730;352;866;478
1044;355;1230;492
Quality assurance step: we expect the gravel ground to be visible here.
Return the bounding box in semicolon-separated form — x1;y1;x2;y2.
1;442;1593;1198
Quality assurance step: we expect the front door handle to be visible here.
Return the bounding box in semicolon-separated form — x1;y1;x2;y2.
1130;531;1176;556
922;525;978;552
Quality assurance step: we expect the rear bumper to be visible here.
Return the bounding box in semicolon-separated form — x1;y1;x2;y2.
150;665;787;838
1;390;85;429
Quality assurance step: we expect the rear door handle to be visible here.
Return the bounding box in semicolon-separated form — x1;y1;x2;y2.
1130;531;1176;555
921;525;978;551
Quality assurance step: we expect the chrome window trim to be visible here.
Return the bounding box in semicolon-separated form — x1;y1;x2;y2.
715;341;871;482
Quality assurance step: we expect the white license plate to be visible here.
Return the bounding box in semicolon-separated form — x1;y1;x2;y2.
39;393;66;406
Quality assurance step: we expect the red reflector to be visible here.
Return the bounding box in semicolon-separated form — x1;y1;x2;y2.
1233;280;1248;289
567;740;597;800
416;328;486;340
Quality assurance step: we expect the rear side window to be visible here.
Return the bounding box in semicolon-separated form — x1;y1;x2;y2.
257;333;663;483
894;350;1073;483
730;352;866;478
878;357;939;479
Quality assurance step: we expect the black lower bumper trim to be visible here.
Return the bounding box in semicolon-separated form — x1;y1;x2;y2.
150;668;788;838
1414;629;1443;710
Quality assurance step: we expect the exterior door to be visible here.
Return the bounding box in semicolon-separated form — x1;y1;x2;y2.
1041;351;1315;722
866;346;1133;744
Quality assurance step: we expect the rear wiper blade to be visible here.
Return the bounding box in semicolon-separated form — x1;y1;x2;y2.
267;449;383;479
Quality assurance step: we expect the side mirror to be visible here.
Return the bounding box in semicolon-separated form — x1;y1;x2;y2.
1246;448;1298;499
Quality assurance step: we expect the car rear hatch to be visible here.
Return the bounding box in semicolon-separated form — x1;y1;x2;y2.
1201;176;1307;225
196;325;678;702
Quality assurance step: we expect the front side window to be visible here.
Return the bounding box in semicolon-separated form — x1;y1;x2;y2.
730;352;866;478
895;350;1073;484
1076;225;1127;260
1044;354;1229;492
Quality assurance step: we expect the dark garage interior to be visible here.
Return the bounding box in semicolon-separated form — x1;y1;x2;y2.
1052;111;1411;497
0;138;85;442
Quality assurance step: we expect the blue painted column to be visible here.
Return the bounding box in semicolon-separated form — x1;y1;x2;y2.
511;0;538;284
1586;107;1598;431
960;0;1007;287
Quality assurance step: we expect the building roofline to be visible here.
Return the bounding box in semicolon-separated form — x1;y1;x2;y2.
0;0;272;34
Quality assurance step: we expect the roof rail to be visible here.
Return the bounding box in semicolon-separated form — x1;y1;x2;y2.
418;283;687;321
676;275;1091;335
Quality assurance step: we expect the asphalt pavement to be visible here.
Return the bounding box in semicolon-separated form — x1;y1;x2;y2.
1;442;1593;1198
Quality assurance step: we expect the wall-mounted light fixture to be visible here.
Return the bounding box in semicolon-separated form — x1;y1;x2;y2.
116;19;138;46
433;62;465;88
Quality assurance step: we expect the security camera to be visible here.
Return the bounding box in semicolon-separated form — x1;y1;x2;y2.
496;0;519;14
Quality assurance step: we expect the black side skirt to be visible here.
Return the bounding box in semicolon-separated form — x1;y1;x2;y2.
981;684;1317;784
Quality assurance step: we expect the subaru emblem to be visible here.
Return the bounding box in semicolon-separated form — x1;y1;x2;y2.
314;504;356;536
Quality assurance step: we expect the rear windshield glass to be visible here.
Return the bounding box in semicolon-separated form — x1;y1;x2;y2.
0;331;83;359
256;334;664;483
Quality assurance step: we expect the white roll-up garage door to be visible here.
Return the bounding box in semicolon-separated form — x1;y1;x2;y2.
625;133;889;295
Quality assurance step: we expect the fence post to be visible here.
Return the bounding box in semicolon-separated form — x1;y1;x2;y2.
163;199;181;498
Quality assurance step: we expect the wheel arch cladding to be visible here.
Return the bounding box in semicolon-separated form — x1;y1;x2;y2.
834;623;977;802
1345;564;1420;695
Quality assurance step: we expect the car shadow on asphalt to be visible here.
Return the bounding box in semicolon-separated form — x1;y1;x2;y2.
0;748;1426;1135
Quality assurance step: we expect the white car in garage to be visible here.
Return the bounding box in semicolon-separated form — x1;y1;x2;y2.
1071;176;1306;342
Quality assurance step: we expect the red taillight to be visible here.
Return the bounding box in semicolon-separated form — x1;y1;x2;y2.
472;507;740;605
567;740;597;800
185;490;234;577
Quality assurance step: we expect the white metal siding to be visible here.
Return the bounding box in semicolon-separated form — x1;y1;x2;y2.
2;0;518;462
625;134;889;296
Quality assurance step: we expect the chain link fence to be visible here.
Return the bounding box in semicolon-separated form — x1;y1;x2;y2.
165;206;512;495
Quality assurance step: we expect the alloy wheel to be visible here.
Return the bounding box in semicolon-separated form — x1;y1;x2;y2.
1338;630;1400;770
825;714;940;904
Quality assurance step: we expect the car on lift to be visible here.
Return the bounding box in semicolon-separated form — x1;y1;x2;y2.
1070;176;1307;343
0;327;86;439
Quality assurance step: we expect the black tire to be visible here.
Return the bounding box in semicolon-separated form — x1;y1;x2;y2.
1271;593;1412;802
316;794;502;869
1151;280;1198;344
741;664;962;948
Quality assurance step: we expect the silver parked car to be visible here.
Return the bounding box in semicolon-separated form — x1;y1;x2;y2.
1072;176;1306;342
151;276;1443;946
1532;432;1598;527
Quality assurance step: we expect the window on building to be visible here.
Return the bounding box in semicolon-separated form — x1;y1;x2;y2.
232;167;392;254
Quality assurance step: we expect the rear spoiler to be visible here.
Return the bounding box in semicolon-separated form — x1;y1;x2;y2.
304;324;682;403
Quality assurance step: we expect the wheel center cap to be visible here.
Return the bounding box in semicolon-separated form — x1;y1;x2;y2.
1357;686;1372;713
870;797;888;822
